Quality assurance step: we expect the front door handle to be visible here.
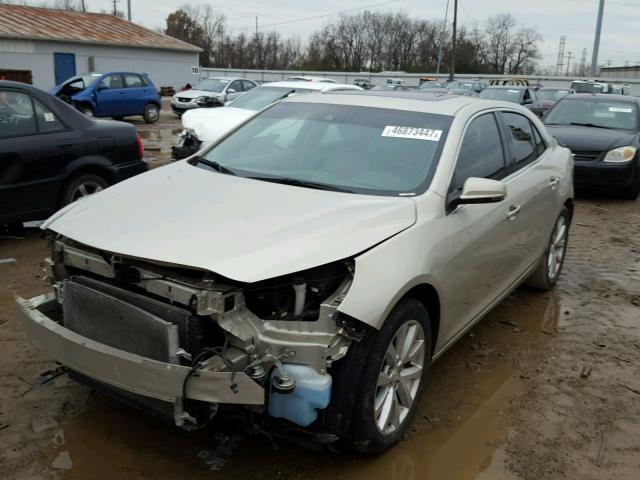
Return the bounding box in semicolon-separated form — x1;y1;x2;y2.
507;204;521;221
57;141;74;149
549;176;560;190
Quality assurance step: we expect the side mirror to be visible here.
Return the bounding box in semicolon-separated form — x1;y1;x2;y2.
96;84;107;92
448;177;506;212
524;98;534;105
227;88;236;94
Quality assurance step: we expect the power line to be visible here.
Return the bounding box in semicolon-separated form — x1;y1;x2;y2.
227;0;401;32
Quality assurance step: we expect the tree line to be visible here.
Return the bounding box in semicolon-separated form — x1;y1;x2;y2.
164;6;542;75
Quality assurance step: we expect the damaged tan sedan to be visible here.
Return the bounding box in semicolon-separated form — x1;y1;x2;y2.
17;91;573;454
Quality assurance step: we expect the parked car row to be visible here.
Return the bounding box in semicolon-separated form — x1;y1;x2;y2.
4;74;639;458
16;86;576;456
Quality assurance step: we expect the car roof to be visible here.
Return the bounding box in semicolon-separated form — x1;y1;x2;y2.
206;76;246;81
281;90;489;115
485;85;527;90
561;93;638;103
259;81;360;91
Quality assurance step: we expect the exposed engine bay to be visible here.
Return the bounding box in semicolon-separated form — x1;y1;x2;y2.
39;234;359;429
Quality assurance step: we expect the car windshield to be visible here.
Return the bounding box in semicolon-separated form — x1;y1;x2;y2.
480;88;523;101
447;81;474;90
197;102;452;196
65;74;100;90
571;82;605;93
371;85;405;91
229;87;311;111
419;82;447;90
538;90;570;101
544;100;639;130
193;79;229;93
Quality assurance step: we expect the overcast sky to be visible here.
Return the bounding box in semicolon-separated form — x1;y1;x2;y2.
62;0;640;69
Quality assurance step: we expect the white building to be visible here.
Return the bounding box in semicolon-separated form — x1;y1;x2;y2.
0;5;202;90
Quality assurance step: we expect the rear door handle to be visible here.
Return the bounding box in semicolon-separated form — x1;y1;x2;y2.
507;204;521;221
549;176;560;190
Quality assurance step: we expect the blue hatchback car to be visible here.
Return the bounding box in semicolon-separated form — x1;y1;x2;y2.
49;72;162;123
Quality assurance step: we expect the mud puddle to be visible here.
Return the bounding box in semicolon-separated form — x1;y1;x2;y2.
41;290;563;480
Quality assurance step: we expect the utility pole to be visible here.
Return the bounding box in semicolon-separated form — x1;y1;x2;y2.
127;0;131;21
80;0;86;12
555;36;566;76
590;0;605;76
448;0;457;81
566;51;572;76
436;0;450;75
112;0;118;16
255;15;259;68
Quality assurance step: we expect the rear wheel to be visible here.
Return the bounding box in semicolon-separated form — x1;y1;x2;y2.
347;298;431;454
143;103;160;124
525;206;570;290
60;173;109;206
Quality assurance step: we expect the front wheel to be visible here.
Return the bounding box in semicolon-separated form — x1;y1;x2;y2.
77;104;94;117
143;103;160;124
525;206;570;290
348;298;431;454
620;175;640;200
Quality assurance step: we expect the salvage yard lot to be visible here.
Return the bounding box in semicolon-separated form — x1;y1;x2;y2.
1;100;639;480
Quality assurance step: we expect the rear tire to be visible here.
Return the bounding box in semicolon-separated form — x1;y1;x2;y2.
347;298;431;454
60;173;109;207
143;103;160;124
525;206;570;290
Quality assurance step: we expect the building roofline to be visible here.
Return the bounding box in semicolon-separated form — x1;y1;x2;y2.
0;4;203;53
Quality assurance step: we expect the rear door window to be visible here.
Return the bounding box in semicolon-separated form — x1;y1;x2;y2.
0;90;37;138
34;98;65;133
242;80;256;91
452;113;507;191
124;74;146;88
502;112;538;170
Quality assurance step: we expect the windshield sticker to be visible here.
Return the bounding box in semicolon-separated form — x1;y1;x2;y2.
609;107;632;113
381;126;442;141
43;112;55;122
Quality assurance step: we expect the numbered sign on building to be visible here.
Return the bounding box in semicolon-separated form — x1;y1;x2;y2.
191;66;200;75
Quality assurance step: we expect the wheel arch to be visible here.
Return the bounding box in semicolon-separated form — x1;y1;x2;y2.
399;283;440;358
564;197;574;221
57;161;114;207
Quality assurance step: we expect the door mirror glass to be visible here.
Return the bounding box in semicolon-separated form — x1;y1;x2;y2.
524;98;534;105
459;177;506;204
96;84;107;91
227;88;236;94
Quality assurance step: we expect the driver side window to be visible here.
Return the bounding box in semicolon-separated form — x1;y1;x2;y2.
452;113;507;191
99;74;124;90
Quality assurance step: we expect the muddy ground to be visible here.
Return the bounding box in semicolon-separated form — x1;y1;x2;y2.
1;101;639;479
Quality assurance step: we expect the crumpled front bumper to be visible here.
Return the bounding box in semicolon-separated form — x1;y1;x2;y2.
15;294;264;407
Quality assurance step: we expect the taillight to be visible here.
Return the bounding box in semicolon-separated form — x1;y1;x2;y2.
135;132;144;160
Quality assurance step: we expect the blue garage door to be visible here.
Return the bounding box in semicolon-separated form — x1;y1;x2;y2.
54;52;76;85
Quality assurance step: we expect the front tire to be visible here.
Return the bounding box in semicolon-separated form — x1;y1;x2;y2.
77;104;94;117
620;174;640;200
525;206;570;290
348;298;431;454
143;103;160;124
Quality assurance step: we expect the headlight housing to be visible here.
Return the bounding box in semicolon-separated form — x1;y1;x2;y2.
603;146;637;163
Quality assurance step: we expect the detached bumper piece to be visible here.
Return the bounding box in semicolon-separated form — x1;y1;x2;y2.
15;292;264;427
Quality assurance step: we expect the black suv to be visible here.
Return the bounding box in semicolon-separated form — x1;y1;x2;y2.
1;81;148;227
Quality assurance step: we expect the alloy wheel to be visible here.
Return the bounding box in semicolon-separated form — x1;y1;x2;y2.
547;215;568;281
374;320;425;435
71;181;103;202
